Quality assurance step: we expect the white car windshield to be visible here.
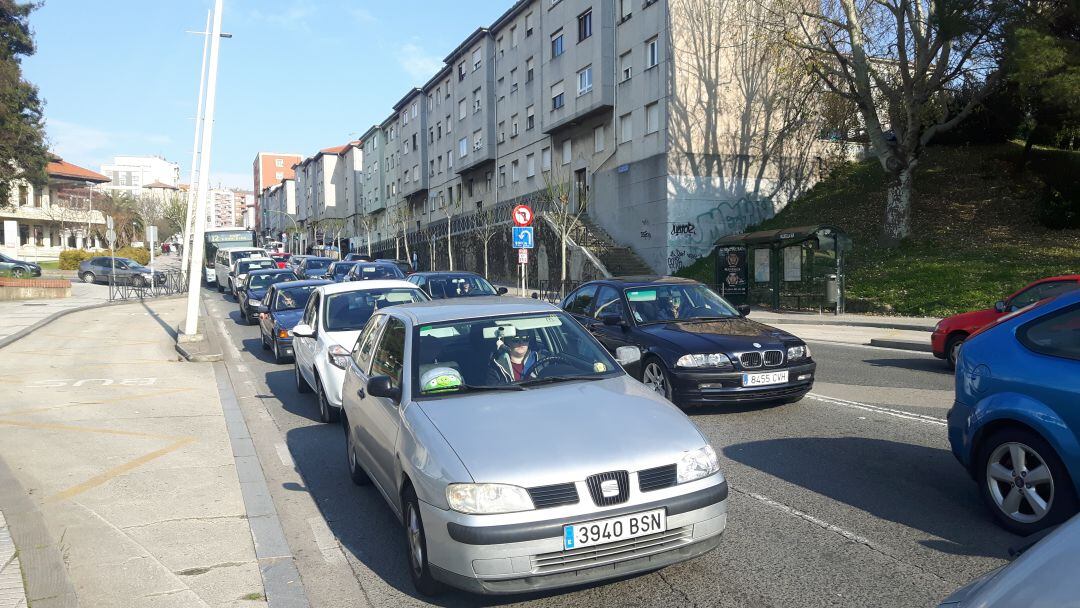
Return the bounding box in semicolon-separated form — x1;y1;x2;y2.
324;288;427;332
626;284;740;324
414;312;620;397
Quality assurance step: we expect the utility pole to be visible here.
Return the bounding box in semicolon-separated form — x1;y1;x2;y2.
182;0;224;337
180;9;211;283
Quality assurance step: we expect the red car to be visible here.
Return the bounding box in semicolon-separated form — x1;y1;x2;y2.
269;253;291;269
932;275;1080;368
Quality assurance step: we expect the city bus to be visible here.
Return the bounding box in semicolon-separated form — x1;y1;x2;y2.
203;228;257;284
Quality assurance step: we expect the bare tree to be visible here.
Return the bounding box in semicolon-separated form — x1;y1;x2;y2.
391;203;412;262
319;218;347;259
540;166;589;283
474;206;500;279
785;0;1005;244
355;213;377;257
441;191;463;271
132;194;165;240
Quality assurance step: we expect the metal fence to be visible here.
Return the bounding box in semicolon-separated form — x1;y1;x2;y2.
107;271;188;302
534;279;583;304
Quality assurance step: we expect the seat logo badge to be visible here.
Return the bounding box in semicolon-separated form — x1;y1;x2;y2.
600;479;620;498
753;342;762;348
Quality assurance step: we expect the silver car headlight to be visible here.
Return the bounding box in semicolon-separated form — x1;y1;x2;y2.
248;298;262;307
676;353;731;368
787;344;811;361
446;483;534;514
677;445;720;484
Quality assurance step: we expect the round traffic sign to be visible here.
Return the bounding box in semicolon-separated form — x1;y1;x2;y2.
512;205;533;227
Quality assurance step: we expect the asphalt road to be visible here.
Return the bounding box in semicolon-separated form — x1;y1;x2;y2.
203;287;1020;608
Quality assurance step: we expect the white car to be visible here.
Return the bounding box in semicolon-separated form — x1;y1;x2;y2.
214;247;268;293
230;256;276;297
290;280;430;423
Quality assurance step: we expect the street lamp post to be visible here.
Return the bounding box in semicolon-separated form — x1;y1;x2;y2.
179;9;211;282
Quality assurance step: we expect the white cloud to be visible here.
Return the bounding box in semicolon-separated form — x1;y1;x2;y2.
398;42;443;83
347;7;376;25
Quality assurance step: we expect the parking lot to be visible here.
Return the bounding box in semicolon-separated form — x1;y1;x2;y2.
202;286;1020;607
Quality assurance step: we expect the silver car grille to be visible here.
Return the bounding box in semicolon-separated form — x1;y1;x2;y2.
638;464;677;492
527;483;579;509
586;471;630;506
532;526;693;574
763;350;784;367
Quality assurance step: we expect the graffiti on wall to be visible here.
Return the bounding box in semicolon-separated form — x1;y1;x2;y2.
667;248;688;273
665;186;780;273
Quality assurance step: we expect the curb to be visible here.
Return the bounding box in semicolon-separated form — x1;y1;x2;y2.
0;294;186;352
869;338;934;353
175;340;225;362
756;316;936;332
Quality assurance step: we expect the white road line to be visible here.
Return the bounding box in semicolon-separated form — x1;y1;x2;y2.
808;393;948;426
804;339;936;356
733;485;879;549
307;516;347;566
275;443;295;469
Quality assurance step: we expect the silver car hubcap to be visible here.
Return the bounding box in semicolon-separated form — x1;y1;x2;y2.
407;505;423;575
986;442;1054;524
643;363;666;395
950;340;963;362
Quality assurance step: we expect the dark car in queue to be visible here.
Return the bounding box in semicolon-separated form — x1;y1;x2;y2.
346;262;406;282
327;261;358;283
406;271;507;299
286;254;312;272
78;257;165;286
238;269;298;324
296;256;333;279
0;253;42;278
376;258;413;276
256;279;331;363
343;253;373;262
561;277;815;406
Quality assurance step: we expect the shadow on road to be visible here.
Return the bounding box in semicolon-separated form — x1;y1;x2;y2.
865;357;953;375
722;437;1020;557
140;300;178;340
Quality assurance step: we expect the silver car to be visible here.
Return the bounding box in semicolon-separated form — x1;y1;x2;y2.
340;297;728;595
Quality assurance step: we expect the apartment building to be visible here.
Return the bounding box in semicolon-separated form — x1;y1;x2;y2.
261;178;296;242
207;188;236;229
99;155;181;198
252;152;302;234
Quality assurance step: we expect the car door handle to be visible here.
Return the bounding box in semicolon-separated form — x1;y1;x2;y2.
356;387;366;399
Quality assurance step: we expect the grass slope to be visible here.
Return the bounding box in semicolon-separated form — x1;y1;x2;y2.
678;142;1080;317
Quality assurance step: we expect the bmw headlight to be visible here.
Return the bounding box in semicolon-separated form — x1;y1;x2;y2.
676;353;732;368
446;483;534;514
677;445;720;484
786;344;811;361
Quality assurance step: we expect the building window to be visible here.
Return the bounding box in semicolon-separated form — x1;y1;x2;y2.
620;51;632;82
274;158;284;168
551;81;565;110
646;102;659;134
525;12;534;36
510;67;518;92
578;10;592;41
511;160;519;182
473;88;482;113
551;30;564;58
498;121;506;143
498;165;506;187
448;149;453;169
542;147;552;171
511;25;519;46
562;139;572;165
620;112;633;141
646;37;659;68
446;114;452;132
577;65;593;95
526;105;535;130
527;153;536;177
497;36;505;58
511;114;519;137
275;171;284;180
619;0;632;20
594;125;605;153
459;99;466;119
526;57;535;82
472;48;482;71
473;129;483;150
459;137;468;158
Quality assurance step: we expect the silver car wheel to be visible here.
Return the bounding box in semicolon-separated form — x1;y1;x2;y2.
643;362;667;396
407;503;424;577
986;441;1054;524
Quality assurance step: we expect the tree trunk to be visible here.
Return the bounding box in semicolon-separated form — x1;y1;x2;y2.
401;227;411;262
883;164;915;246
365;225;372;256
483;238;490;279
560;234;568;283
446;228;453;271
1022;128;1036;169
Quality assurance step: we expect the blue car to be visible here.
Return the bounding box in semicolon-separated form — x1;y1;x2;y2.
257;279;331;363
238;268;298;325
327;260;357;283
949;289;1080;535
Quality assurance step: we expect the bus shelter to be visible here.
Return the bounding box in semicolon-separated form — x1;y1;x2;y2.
712;225;852;313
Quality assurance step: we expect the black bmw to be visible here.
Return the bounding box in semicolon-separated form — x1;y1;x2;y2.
561;277;815;406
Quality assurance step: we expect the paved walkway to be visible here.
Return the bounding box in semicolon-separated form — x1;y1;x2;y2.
0;297;267;607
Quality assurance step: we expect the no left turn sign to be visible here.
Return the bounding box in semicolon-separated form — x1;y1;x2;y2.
512;205;533;227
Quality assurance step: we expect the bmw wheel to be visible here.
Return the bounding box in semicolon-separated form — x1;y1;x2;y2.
642;358;674;401
403;486;444;596
977;428;1078;535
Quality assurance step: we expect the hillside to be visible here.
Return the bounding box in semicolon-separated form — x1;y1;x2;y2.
677;142;1080;316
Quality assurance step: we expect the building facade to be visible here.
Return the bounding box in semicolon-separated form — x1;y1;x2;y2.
99;155;181;198
207;188;236;229
252;152;302;235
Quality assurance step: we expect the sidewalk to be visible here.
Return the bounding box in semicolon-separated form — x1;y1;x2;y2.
748;308;939;332
748;308;935;351
0;297;267;607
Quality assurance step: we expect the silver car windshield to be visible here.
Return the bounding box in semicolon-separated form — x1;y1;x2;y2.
324;288;427;332
414;312;621;398
426;275;497;298
626;284;740;324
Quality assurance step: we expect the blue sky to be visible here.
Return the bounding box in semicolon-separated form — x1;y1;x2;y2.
24;0;506;190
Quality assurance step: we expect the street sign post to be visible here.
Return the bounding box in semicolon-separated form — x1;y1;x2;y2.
147;226;158;274
106;218;117;285
512;226;534;249
518;248;529;264
512;204;533;227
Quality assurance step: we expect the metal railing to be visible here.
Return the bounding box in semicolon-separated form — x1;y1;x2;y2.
107;270;188;301
534;279;583;304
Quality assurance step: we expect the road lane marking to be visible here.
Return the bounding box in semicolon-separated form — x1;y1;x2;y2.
274;443;295;469
0;387;194;416
307;516;347;566
46;438;195;503
808;393;948;426
732;484;880;549
804;339;937;356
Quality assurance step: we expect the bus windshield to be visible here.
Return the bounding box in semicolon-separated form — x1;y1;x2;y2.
204;229;256;268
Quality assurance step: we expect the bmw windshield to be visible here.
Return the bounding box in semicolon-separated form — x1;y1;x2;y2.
626;284;741;325
414;312;621;399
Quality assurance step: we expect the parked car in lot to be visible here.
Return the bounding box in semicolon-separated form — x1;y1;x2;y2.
339;297;729;595
230;257;276;297
406;271;507;299
78;257;165;286
238;269;297;324
0;253;42;278
213;246;267;293
343;253;373;262
346;262;406;281
933;275;1080;368
290;281;428;423
948;289;1080;535
327;261;358;283
296;256;334;279
938;513;1080;607
560;277;815;406
269;253;291;269
256;280;331;363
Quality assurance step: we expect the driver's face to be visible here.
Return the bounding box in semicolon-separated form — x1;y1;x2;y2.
504;336;529;357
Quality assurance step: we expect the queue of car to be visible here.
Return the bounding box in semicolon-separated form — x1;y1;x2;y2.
207;245;1080;601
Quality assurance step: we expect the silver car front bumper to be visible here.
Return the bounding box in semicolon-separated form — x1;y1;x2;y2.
421;476;728;594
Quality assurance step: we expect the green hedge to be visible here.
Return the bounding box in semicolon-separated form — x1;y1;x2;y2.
58;247;152;270
116;246;151;265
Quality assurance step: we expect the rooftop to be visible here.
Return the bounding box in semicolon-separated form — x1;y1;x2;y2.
47;156;110;183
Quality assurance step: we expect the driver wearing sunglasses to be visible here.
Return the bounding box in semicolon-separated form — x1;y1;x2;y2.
488;331;546;384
